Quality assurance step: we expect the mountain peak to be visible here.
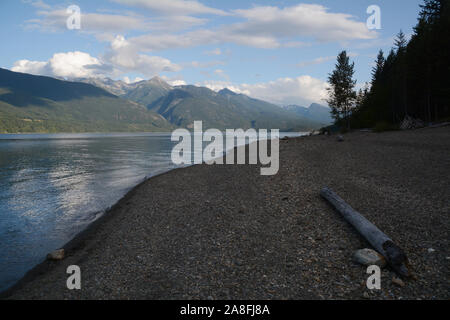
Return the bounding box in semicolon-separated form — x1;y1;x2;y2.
149;76;166;84
218;88;237;96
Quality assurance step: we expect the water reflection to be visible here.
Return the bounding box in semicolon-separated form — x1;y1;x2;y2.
0;131;305;292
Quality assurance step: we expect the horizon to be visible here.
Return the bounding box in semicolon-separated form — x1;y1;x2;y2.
0;66;329;107
0;0;422;106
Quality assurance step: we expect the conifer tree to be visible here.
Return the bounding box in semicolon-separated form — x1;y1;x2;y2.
327;51;357;130
371;50;385;85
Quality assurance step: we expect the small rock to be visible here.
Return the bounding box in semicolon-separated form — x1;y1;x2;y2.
353;248;387;267
362;292;370;299
337;135;344;142
427;248;435;253
47;249;65;261
392;277;405;287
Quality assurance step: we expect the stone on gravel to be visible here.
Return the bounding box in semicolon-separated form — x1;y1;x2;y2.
427;248;435;253
392;277;405;287
337;135;344;142
352;248;386;267
47;249;65;261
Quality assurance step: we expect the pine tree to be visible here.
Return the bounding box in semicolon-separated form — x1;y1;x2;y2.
327;51;357;130
394;30;408;54
338;0;450;128
394;30;408;117
371;50;385;85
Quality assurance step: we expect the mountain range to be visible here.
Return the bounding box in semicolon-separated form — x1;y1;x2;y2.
76;76;330;131
0;68;331;133
0;68;172;133
282;103;333;125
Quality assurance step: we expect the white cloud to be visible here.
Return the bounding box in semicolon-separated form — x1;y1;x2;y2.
23;0;51;9
112;0;227;16
232;4;376;43
169;80;187;86
297;56;335;68
199;80;250;95
11;44;181;79
24;2;378;53
297;52;359;68
123;76;144;84
159;75;187;86
12;51;111;78
11;60;48;76
25;8;150;33
149;15;208;32
113;3;377;53
199;75;329;106
25;6;210;35
103;35;181;76
187;60;225;68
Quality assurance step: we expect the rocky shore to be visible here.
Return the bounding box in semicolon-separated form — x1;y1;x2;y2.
3;126;449;300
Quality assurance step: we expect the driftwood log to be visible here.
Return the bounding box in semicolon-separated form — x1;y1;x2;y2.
320;187;410;278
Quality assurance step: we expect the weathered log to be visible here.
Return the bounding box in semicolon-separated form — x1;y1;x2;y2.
320;187;410;278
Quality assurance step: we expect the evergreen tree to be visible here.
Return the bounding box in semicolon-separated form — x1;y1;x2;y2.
327;51;357;130
394;30;409;117
394;30;408;54
371;50;385;85
332;0;450;129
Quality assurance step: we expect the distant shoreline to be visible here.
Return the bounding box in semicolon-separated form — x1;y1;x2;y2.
3;127;449;299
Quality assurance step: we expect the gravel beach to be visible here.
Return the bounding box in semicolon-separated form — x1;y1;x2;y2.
3;126;449;300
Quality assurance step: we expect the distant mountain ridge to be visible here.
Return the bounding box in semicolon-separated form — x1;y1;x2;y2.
76;76;325;131
283;103;332;125
0;69;328;133
0;68;172;133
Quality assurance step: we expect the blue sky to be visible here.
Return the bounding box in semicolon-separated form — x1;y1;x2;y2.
0;0;423;106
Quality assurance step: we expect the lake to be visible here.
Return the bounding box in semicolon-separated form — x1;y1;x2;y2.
0;131;305;292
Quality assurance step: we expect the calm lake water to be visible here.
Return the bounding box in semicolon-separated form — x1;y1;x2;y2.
0;131;305;292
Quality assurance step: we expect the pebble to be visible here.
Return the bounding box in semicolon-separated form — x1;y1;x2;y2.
47;249;65;261
362;292;370;299
392;277;405;287
352;248;387;267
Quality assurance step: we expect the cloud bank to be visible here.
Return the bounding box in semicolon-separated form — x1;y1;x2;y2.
200;76;329;106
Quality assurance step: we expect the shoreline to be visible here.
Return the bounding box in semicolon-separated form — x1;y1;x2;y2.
2;127;449;299
0;165;195;298
0;132;288;296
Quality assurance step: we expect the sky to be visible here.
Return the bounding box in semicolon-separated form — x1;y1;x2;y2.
0;0;423;106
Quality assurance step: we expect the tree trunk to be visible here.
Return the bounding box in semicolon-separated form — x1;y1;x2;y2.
320;187;411;278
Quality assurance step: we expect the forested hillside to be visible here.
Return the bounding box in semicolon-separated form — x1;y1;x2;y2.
351;0;449;128
0;68;172;133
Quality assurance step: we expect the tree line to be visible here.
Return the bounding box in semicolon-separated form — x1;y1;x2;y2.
327;0;450;131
